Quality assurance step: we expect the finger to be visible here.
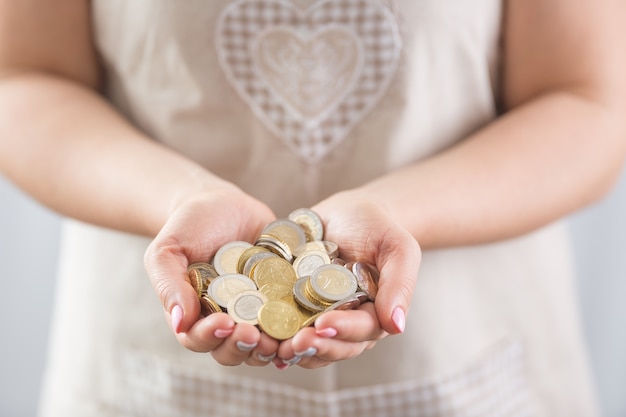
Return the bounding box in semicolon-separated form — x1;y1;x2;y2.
145;237;202;334
373;228;421;335
245;332;280;366
210;323;263;366
311;303;387;343
282;326;375;366
175;312;235;352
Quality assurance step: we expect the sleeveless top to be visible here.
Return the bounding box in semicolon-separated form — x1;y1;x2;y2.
38;1;599;416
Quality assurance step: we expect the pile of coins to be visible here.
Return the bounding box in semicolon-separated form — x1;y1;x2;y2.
187;208;379;340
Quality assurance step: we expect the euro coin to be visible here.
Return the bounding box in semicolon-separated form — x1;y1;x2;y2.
227;290;268;325
213;241;253;275
207;273;257;309
288;208;324;242
257;300;300;340
310;264;358;302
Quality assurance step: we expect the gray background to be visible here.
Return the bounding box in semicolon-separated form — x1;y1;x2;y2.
1;169;625;417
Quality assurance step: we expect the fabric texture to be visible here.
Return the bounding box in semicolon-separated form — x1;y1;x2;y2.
38;1;599;416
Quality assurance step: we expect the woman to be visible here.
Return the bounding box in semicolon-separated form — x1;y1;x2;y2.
1;0;624;416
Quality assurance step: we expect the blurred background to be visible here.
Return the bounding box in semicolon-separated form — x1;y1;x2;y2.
1;168;625;417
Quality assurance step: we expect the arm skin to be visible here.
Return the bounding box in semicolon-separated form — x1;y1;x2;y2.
1;0;625;369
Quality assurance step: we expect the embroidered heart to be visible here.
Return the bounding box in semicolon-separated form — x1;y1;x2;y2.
216;0;401;162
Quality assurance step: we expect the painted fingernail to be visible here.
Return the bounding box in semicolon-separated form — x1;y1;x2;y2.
171;305;183;334
257;352;276;362
391;307;406;333
214;328;234;338
236;341;258;352
275;362;290;370
282;355;302;366
294;347;317;357
315;327;338;338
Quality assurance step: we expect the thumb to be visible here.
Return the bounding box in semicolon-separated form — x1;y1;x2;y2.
144;239;201;334
374;233;421;335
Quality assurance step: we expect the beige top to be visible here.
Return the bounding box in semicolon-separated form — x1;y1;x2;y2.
39;1;599;416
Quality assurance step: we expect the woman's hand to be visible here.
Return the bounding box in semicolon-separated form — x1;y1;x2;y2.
144;185;281;366
275;191;421;368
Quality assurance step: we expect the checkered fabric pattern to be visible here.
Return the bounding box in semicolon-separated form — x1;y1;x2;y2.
121;337;534;417
215;0;402;162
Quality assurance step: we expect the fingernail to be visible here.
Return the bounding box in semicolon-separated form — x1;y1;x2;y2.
171;305;183;333
236;341;258;352
214;328;234;338
282;355;302;366
294;347;317;357
257;352;276;362
315;327;338;338
392;307;406;333
275;363;290;370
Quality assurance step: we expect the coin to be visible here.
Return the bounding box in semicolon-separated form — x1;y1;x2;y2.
251;257;297;288
242;251;279;278
310;264;358;302
258;282;293;300
213;241;253;275
257;300;301;340
187;268;204;297
293;276;325;313
292;250;331;278
288;208;324;242
237;246;270;274
188;262;219;289
227;290;268;325
261;219;307;256
255;234;293;261
200;294;223;316
207;273;257;309
294;240;339;259
351;261;379;301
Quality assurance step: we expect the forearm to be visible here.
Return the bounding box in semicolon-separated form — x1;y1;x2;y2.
361;91;626;249
0;72;233;236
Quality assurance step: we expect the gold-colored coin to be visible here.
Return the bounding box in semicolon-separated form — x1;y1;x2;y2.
310;264;358;302
257;300;300;340
227;290;268;325
200;294;223;316
188;262;219;290
288;208;324;242
243;251;278;278
237;246;269;274
187;268;204;297
213;241;253;275
258;282;293;300
251;257;297;288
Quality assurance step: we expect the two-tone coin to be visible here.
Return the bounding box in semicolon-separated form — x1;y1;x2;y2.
309;264;358;302
227;290;268;325
292;250;331;278
288;208;324;242
207;273;257;309
213;241;253;275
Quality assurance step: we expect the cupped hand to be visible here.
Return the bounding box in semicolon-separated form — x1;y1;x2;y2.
144;185;279;366
275;191;421;369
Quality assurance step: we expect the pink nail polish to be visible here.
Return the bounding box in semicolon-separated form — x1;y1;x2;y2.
275;363;290;370
315;327;338;338
171;305;183;334
391;307;406;333
214;328;234;338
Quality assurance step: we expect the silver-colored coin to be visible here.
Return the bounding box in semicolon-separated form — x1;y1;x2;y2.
310;264;358;302
213;241;253;275
288;208;324;242
207;273;257;309
292;250;331;279
227;290;268;325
